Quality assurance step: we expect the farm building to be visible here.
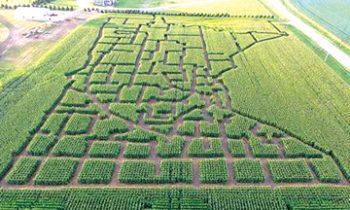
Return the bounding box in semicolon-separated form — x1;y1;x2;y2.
15;7;51;21
94;0;117;7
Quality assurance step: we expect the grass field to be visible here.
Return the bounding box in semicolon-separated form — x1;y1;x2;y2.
169;0;272;16
115;0;145;8
47;0;77;8
290;0;350;46
0;4;349;209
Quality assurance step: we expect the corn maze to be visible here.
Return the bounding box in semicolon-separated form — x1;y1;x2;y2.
0;14;347;188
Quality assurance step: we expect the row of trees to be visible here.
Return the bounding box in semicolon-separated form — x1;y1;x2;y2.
83;8;275;19
0;3;74;11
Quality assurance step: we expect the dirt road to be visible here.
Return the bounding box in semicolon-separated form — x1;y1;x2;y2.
267;0;350;71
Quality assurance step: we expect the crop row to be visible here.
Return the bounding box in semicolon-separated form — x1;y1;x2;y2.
268;160;313;183
78;160;115;184
188;138;224;157
124;143;151;158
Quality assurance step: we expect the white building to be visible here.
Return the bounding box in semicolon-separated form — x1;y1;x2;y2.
15;7;51;21
94;0;117;7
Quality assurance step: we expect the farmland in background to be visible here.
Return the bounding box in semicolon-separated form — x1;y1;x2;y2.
0;1;350;208
169;0;272;16
291;0;350;46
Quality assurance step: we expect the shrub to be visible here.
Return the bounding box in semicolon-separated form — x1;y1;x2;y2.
78;160;115;184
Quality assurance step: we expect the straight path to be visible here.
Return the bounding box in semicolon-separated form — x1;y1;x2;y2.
267;0;350;71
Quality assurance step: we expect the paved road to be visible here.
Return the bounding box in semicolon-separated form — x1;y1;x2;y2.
267;0;350;71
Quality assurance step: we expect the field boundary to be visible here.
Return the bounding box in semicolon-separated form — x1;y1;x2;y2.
282;0;350;56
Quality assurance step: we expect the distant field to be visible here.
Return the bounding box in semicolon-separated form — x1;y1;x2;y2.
47;0;77;8
115;0;144;8
113;0;272;16
0;23;9;43
291;0;350;46
169;0;272;16
0;0;32;5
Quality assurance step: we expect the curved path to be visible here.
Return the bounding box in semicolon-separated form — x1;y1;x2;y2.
267;0;350;71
